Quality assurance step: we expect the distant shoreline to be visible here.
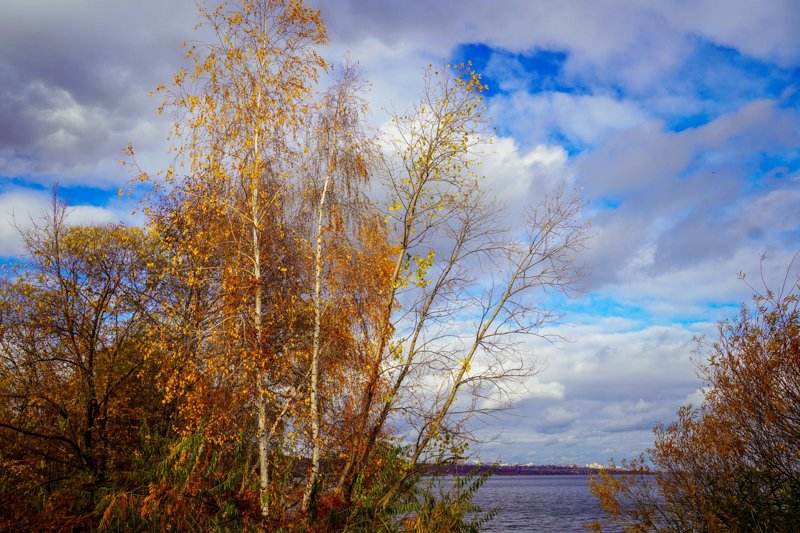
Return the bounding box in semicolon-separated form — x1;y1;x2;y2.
427;464;640;476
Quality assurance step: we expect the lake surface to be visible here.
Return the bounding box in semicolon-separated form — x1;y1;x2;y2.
470;475;617;532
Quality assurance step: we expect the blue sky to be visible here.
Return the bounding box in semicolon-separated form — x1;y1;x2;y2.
2;0;799;464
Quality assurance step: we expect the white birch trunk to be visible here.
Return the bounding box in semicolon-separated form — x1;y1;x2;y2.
303;168;330;511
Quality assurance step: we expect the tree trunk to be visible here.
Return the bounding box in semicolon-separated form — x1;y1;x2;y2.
253;72;269;516
303;166;331;512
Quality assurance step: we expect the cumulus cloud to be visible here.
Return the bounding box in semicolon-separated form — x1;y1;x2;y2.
3;0;798;466
478;137;571;211
472;320;705;463
574;99;800;290
653;0;800;67
491;91;650;147
0;0;195;184
0;188;139;257
0;189;53;257
313;0;800;99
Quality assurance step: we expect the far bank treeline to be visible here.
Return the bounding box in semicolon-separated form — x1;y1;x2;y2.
0;1;588;530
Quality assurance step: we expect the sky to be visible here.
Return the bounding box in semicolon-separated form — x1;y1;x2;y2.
2;0;799;465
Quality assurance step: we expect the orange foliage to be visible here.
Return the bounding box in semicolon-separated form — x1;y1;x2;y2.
0;197;163;528
3;2;587;529
590;266;800;531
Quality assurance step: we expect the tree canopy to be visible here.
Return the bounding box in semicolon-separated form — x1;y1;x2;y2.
0;1;588;530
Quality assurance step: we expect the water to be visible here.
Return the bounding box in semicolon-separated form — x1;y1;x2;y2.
471;475;616;532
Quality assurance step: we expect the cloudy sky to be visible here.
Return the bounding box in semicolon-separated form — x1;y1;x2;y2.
2;0;799;464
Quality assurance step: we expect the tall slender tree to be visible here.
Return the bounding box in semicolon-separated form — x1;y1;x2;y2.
337;64;590;507
132;3;588;525
300;61;375;511
141;0;327;518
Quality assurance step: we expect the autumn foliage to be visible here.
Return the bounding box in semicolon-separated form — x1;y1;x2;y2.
0;0;588;530
0;197;163;529
589;264;800;532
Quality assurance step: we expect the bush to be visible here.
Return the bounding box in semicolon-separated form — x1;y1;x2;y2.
590;263;800;532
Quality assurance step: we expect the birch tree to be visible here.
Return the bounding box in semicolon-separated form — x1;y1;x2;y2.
300;62;375;511
140;0;327;518
135;2;589;524
338;65;590;505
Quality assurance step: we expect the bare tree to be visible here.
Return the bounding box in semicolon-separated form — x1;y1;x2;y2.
338;64;590;502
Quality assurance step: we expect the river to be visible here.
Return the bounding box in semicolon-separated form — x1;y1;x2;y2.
470;475;618;532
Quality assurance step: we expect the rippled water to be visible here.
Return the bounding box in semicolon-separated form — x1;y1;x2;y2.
470;475;618;532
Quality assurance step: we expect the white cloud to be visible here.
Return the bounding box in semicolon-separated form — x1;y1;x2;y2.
573;99;800;291
478;137;570;206
0;188;140;257
522;378;566;401
492;91;650;147
652;0;800;67
471;319;706;463
0;189;52;257
2;0;798;467
314;0;799;98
